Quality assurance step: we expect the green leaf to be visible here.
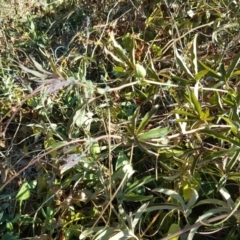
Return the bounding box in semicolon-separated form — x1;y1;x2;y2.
123;194;153;202
191;34;198;75
186;189;199;210
109;229;137;240
122;33;136;65
195;199;228;208
137;105;159;134
30;56;52;75
174;47;194;80
171;75;195;85
134;63;146;78
202;147;239;161
95;228;115;240
153;188;185;209
167;223;181;240
132;202;149;230
195;69;209;81
200;129;240;147
198;60;222;80
130;107;141;133
188;208;230;240
138;127;170;140
19;63;47;79
2;232;18;240
109;32;132;67
226;151;240;173
124;176;153;195
116;151;129;170
185;87;202;116
226;52;240;80
16;181;37;201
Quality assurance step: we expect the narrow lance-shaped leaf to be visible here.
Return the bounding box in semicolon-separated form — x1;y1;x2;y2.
202;147;240;161
191;33;198;75
226;151;240;173
130;107;141;134
19;63;48;79
137;105;159;134
200;129;240;147
186;87;202;116
174;45;194;80
30;56;52;75
197;60;222;80
153;188;186;209
109;32;132;67
226;52;240;80
132;202;149;230
194;69;209;81
104;47;126;66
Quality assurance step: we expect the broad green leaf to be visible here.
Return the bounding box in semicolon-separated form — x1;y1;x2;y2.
116;151;129;170
182;184;194;202
90;142;101;156
186;189;199;210
44;135;57;158
2;232;18;240
153;188;185;209
167;223;181;240
16;180;37;201
137;105;159;134
138;127;170;140
134;63;146;78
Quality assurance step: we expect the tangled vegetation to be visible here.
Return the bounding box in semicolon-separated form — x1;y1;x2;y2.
1;0;240;239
